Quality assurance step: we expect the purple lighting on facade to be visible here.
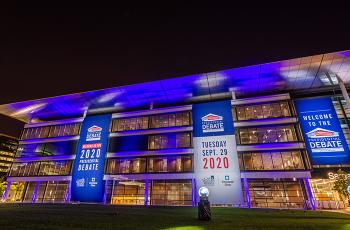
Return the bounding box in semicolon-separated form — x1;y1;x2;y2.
191;178;196;206
304;178;316;210
1;181;11;202
144;179;149;206
32;182;40;203
243;178;251;208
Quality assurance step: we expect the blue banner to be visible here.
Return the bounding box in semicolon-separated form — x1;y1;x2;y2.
71;114;111;202
193;100;234;137
192;100;243;205
295;97;350;165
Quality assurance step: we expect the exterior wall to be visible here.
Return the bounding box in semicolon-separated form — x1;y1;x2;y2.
3;93;325;209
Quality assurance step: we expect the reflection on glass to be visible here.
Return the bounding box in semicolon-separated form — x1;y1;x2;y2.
235;101;291;121
239;151;304;171
238;126;297;144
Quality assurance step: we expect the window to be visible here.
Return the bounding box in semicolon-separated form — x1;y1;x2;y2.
111;180;146;205
21;123;81;140
9;162;40;177
106;158;147;174
106;155;193;174
235;101;291;121
111;116;149;132
150;112;191;128
237;125;297;144
22;182;37;203
42;181;69;203
9;161;73;177
16;141;78;158
48;123;81;138
239;151;304;171
148;133;192;150
38;161;72;176
151;180;192;206
248;179;305;209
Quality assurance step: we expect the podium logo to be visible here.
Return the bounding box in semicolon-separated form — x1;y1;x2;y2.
76;178;85;187
86;125;102;141
201;113;224;133
306;128;339;138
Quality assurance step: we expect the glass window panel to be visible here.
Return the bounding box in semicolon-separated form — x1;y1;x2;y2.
271;152;284;170
261;153;273;170
251;153;263;170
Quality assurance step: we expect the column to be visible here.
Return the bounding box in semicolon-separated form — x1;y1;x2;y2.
243;178;251;208
65;180;72;203
103;180;109;204
304;178;316;210
1;181;11;202
144;180;149;206
191;178;196;207
31;182;40;203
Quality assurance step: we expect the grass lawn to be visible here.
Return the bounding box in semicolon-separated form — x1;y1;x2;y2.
0;204;349;230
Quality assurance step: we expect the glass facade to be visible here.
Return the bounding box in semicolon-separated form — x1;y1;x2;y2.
111;180;146;205
238;151;304;171
106;155;193;174
236;125;298;144
110;112;191;132
248;179;305;209
9;161;72;177
148;133;192;149
16;140;78;158
150;180;192;206
21;123;81;140
234;101;291;121
310;179;347;209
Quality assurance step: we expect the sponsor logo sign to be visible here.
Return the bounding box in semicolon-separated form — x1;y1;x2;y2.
193;100;243;205
71;114;111;202
295;97;350;165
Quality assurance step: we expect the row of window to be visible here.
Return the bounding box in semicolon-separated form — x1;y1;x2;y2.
6;181;69;203
148;133;191;150
106;155;193;174
236;125;298;144
9;161;72;177
238;151;305;171
233;101;291;121
16;140;78;158
111;112;191;132
246;179;305;209
21;123;81;140
16;132;191;158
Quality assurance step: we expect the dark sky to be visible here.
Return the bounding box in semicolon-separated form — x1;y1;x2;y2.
1;3;350;138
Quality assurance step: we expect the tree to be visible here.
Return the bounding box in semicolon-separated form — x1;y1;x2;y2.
332;169;350;203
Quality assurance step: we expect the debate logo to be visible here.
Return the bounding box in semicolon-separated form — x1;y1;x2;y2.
86;125;102;141
76;178;85;187
306;128;339;138
201;113;224;133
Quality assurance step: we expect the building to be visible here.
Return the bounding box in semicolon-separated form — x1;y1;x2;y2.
1;50;350;209
0;134;18;175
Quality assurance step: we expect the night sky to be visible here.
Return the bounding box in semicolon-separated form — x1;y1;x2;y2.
1;4;350;138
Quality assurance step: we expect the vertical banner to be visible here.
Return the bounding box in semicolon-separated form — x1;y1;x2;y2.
71;113;111;202
295;97;350;165
193;100;243;205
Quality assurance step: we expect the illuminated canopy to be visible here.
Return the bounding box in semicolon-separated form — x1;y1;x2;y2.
1;50;350;122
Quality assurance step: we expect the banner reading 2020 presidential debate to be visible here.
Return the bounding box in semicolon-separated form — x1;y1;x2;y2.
71;114;111;202
295;97;350;165
193;100;243;205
